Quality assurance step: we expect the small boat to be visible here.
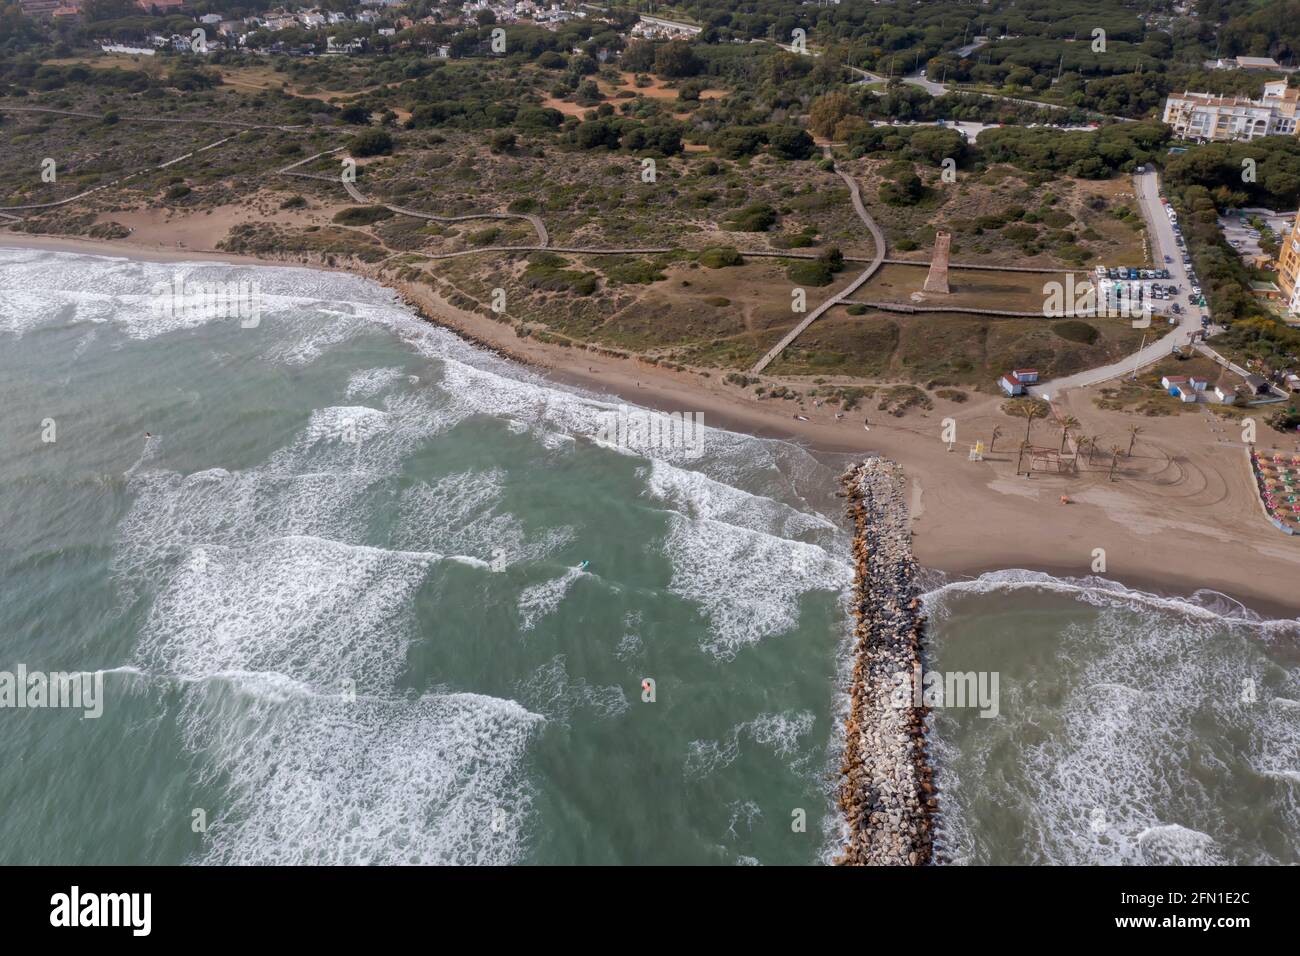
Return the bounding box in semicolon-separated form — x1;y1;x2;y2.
578;560;589;571
794;414;810;422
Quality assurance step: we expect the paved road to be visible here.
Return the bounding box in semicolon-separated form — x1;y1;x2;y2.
901;71;947;96
1033;170;1202;396
750;161;886;374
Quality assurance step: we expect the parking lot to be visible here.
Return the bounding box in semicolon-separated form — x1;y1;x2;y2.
1219;207;1293;262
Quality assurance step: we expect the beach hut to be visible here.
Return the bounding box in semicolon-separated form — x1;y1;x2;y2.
998;372;1025;396
1162;375;1188;396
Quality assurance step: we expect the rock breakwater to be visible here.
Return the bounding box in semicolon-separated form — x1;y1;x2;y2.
836;459;938;866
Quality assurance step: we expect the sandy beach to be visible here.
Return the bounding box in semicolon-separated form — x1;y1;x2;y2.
5;230;1299;619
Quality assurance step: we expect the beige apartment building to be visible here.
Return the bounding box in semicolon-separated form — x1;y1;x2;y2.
1276;215;1300;314
1163;80;1300;142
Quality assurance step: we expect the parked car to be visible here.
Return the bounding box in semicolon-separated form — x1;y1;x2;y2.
1172;303;1182;314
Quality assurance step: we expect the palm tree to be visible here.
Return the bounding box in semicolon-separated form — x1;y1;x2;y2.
1057;415;1080;454
1021;402;1043;446
1085;434;1101;464
1108;445;1123;481
1126;423;1143;457
1016;440;1029;476
1075;435;1092;466
989;425;1003;453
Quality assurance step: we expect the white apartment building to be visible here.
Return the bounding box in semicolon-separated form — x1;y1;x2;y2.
1163;80;1300;142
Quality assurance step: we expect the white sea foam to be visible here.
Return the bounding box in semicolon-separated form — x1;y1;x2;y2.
515;656;629;726
660;512;851;658
725;800;763;839
185;688;542;865
19;247;854;865
616;610;644;661
138;535;435;690
923;568;1300;634
929;582;1300;865
1135;825;1223;866
0;248;413;348
517;565;586;632
394;469;575;568
685;710;817;779
346;366;407;399
645;458;838;543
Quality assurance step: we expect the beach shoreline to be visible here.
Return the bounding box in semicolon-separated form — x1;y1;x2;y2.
5;232;1298;621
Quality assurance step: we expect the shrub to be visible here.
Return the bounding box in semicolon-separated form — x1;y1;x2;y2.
787;260;834;286
468;226;502;246
766;126;815;160
349;129;394;157
724;202;777;232
603;259;666;284
333;206;394;226
699;246;743;268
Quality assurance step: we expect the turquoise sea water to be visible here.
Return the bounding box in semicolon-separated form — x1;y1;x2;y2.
1;248;1296;865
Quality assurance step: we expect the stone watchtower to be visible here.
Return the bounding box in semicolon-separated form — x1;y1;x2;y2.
923;231;951;294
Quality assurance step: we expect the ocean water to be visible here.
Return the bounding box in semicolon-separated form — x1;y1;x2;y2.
925;572;1300;865
0;248;853;865
1;248;1296;866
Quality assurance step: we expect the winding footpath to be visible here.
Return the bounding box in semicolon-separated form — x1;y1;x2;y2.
340;177;550;247
0;103;315;219
750;158;886;374
0;133;235;215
